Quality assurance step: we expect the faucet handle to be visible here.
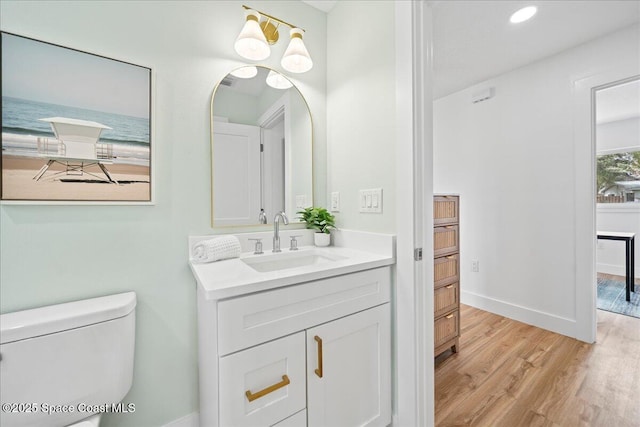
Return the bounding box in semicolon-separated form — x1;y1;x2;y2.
289;235;302;251
248;238;263;255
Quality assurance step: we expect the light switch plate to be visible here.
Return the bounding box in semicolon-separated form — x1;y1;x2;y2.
359;188;383;213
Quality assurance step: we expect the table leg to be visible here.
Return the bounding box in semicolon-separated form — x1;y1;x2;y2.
625;238;631;301
631;236;635;294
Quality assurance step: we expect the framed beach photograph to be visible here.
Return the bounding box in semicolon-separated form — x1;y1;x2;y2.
1;32;152;203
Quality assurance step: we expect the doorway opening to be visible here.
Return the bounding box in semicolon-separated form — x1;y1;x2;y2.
594;76;640;319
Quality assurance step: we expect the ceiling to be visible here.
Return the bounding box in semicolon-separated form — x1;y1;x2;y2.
432;1;640;99
302;1;639;99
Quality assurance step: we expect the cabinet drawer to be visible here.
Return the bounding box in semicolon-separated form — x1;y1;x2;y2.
218;267;391;356
434;310;459;349
273;410;306;426
434;196;459;225
434;255;459;287
219;332;306;427
434;282;459;318
434;225;459;257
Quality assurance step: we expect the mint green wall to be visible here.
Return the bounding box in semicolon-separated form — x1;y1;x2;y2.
326;1;396;233
0;1;326;426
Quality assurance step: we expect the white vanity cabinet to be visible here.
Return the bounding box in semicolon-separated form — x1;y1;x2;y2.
197;266;392;427
306;304;391;427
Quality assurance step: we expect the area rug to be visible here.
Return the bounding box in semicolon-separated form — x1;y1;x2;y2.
596;277;640;319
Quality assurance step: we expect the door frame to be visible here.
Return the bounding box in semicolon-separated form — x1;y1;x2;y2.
394;1;434;426
572;63;640;343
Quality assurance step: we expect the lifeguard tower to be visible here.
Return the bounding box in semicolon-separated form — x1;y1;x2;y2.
34;117;118;184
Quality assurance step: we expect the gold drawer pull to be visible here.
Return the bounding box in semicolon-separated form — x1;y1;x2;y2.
314;335;323;378
446;314;454;319
446;284;454;289
245;375;290;402
446;255;457;260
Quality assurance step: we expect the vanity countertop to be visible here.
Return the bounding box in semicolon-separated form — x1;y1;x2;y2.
190;245;395;301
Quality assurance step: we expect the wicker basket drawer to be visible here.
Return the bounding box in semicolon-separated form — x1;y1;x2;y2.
434;254;459;287
434;310;459;349
434;225;459;257
434;196;459;225
434;282;459;318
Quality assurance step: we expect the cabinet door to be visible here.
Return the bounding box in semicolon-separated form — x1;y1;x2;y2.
306;304;391;427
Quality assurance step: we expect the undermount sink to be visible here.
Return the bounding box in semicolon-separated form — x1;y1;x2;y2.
241;249;346;273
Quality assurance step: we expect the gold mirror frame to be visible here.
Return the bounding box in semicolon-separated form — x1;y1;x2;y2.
210;66;314;228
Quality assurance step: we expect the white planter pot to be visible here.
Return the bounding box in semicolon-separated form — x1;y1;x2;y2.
314;232;331;247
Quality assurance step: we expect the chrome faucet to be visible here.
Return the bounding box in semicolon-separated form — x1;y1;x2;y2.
258;209;267;224
272;211;289;253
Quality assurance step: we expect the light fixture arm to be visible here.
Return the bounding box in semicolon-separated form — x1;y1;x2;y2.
242;4;305;33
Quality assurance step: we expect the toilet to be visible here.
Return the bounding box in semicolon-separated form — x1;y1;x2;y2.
0;292;136;427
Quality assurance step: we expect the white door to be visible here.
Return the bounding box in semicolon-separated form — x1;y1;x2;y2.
306;304;391;427
213;122;261;225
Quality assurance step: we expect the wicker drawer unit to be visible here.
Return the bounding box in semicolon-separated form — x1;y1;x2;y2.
433;195;460;358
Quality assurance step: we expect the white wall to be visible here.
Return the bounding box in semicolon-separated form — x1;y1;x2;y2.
0;2;327;426
597;206;640;278
326;1;396;233
596;104;640;278
434;24;640;337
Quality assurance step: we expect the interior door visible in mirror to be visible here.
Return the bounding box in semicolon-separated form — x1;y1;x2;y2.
211;66;313;227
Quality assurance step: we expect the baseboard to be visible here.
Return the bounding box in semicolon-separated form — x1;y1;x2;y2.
460;291;578;339
597;262;640;279
162;412;199;427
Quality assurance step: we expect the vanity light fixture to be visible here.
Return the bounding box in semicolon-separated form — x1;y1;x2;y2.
234;5;313;74
510;5;537;24
234;9;270;60
266;70;293;89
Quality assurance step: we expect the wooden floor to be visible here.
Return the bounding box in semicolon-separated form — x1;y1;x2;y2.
435;304;640;427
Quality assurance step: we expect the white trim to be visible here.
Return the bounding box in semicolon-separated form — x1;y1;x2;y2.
461;291;578;338
162;412;199;427
597;204;640;212
394;1;433;426
573;66;640;344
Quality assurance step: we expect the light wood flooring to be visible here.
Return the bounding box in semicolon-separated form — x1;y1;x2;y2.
435;303;640;426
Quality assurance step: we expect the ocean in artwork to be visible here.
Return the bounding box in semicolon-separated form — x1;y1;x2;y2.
2;96;150;166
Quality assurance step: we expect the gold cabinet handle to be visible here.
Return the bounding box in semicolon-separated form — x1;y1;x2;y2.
245;375;290;402
446;314;454;319
314;335;323;378
446;255;457;260
446;284;454;289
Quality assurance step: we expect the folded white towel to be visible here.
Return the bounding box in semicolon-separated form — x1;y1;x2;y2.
191;235;241;263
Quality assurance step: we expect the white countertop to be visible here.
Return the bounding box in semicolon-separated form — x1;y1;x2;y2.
190;245;395;301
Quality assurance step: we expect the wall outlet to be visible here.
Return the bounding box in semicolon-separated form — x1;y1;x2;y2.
331;192;340;211
471;259;480;272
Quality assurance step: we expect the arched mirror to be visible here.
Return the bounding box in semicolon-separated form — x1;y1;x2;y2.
211;66;313;227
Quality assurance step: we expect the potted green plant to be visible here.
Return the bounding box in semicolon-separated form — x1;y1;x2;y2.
297;207;336;247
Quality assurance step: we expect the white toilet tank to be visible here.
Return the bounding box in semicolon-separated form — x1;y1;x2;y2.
0;292;136;427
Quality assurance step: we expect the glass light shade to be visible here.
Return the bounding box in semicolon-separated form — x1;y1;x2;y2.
230;66;258;79
234;10;270;61
281;28;313;73
266;70;293;89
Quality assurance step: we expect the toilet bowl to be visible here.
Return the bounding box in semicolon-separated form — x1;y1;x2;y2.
0;292;136;427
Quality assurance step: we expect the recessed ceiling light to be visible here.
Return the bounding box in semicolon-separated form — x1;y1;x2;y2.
510;6;537;24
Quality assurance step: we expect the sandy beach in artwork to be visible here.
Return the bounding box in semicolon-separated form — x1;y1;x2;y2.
2;155;150;201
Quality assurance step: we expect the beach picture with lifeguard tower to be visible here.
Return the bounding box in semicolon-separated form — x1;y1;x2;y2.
1;32;152;202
